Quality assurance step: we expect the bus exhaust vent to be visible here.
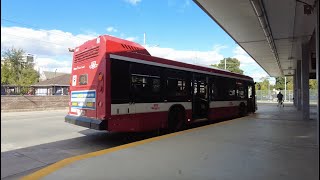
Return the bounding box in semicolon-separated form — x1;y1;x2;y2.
121;44;139;50
74;46;99;63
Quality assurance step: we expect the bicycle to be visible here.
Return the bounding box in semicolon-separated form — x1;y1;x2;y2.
277;99;284;108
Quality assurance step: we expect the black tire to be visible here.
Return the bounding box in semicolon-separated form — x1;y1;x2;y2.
168;106;185;132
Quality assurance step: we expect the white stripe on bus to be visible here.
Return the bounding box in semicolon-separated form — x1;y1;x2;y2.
109;54;253;82
71;98;96;102
209;100;247;108
111;100;247;115
111;102;192;115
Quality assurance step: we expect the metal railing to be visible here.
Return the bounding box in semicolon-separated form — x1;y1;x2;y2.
1;85;69;96
256;90;318;103
1;85;34;95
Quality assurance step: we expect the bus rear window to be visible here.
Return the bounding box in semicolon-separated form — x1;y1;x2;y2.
79;74;88;85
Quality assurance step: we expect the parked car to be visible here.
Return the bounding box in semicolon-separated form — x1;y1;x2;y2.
53;89;63;95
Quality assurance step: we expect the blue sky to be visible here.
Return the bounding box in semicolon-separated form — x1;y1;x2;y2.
1;0;272;83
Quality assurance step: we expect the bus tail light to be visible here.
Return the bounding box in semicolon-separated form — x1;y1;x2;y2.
98;73;103;81
81;110;86;116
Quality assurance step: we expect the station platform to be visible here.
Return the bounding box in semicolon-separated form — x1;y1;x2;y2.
22;103;319;180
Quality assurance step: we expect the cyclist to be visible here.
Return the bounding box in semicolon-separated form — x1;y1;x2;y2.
277;91;284;107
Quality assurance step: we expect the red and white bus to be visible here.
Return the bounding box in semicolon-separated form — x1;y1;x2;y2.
65;35;256;132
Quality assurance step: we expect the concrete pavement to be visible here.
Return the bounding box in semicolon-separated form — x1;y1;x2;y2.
23;104;319;180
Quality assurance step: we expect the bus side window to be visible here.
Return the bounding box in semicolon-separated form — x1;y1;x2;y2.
236;81;246;99
248;86;253;98
131;75;147;94
151;78;160;93
165;69;190;101
111;59;130;104
210;82;216;101
227;78;236;100
130;63;162;103
167;78;186;97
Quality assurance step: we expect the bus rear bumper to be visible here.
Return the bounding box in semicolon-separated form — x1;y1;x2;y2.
65;115;107;130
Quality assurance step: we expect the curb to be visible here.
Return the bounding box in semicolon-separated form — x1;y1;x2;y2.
1;107;68;113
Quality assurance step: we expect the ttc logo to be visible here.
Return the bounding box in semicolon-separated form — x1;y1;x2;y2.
89;61;98;69
151;104;160;110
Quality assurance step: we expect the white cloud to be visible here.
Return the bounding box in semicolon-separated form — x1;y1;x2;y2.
106;26;118;33
125;0;141;5
233;46;247;55
231;45;271;82
1;26;142;74
1;26;96;73
1;26;96;56
1;26;270;82
34;57;72;73
212;44;228;52
232;46;257;66
168;0;191;13
145;45;223;66
125;36;138;42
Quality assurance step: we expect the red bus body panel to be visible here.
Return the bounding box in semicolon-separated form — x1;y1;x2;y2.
66;35;254;132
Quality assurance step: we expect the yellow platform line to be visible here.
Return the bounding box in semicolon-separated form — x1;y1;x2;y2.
21;120;234;180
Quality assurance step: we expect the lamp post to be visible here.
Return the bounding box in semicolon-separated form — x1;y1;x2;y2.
284;76;287;102
54;69;57;95
268;80;270;101
266;77;270;101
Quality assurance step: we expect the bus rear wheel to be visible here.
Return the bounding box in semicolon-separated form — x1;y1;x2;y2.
168;107;185;132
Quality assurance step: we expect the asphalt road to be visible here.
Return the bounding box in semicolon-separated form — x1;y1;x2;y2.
1;110;157;179
1;110;90;152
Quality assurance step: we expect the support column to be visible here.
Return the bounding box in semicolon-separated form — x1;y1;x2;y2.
301;44;310;120
293;73;297;106
296;60;302;110
316;0;319;147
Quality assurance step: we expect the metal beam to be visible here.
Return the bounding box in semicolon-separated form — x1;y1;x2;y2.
249;0;283;75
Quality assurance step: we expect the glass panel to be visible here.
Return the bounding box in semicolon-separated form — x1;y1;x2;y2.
79;74;88;85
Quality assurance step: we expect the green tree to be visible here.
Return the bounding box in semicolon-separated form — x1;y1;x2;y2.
274;77;285;90
309;79;317;89
274;76;294;90
257;77;273;90
18;68;39;86
1;61;14;84
255;82;261;90
275;77;317;90
211;58;244;74
1;47;39;86
286;77;293;90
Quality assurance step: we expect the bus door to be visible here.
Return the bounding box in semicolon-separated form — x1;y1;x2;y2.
208;77;216;118
192;74;209;119
247;84;256;113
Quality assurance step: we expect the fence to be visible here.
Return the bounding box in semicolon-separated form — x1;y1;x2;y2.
1;85;318;102
1;85;34;95
256;90;318;103
1;85;69;96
